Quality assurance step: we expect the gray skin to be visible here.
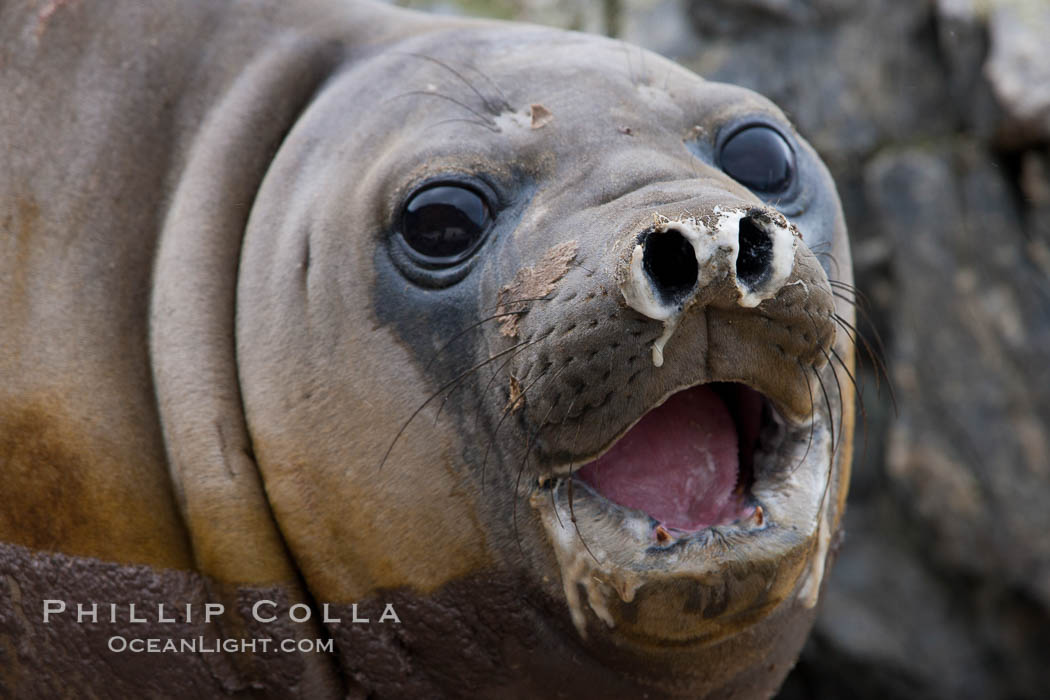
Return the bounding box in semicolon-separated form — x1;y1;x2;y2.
0;0;853;698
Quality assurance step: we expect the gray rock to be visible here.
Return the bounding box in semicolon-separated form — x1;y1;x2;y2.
985;0;1050;146
812;505;994;699
866;145;1050;606
936;0;1003;138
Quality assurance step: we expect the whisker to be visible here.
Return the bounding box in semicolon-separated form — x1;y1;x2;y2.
386;91;496;127
512;450;531;562
375;338;536;473
397;52;508;115
485;294;552;312
473;341;539;433
546;394;581;530
804;308;843;450
831;290;861;311
829;279;872;308
433;379;466;426
569;260;595;275
479;355;554;488
567;477;600;563
562;429;600;563
516;364;572;478
831;313;872;394
814;363;837;455
416;294;554;385
424;117;500;134
793;359;817;474
815;251;841;277
820;348;845;455
811;418;838;547
462;63;513;112
830;284;895;402
841;295;892;377
512;376;566;563
833;313;898;416
425;310;528;371
831;346;871;474
830;346;864;420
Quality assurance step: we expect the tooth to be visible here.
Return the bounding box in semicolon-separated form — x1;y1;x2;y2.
654;525;673;545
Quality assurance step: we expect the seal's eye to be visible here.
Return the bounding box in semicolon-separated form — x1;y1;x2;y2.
401;185;491;263
719;125;795;195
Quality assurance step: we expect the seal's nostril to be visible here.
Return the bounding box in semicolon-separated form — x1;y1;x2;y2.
642;228;699;304
736;216;773;289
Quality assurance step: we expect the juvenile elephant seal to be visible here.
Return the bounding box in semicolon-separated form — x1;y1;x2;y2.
0;0;854;697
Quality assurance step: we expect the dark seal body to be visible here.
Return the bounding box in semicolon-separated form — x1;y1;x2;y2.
0;1;854;697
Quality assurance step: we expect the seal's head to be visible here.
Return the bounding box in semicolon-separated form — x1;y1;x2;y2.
236;16;852;699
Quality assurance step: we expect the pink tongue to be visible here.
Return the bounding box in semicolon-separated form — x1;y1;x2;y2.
577;385;749;532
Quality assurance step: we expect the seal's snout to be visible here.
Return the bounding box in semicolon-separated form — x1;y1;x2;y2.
621;206;805;366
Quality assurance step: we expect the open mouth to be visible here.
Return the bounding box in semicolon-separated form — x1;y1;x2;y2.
534;378;822;551
530;377;835;638
575;383;765;534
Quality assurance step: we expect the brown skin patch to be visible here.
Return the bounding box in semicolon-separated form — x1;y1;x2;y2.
0;399;193;569
254;429;495;603
506;375;524;413
0;404;88;554
497;240;578;337
530;103;553;129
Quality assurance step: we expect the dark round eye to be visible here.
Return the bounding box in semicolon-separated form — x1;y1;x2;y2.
719;125;795;195
401;184;491;263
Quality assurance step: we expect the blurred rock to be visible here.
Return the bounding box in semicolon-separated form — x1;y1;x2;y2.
867;142;1050;594
395;0;609;32
620;0;700;59
936;0;1003;138
985;0;1050;146
781;503;994;700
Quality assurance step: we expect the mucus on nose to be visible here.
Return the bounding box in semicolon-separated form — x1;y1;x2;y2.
619;208;799;366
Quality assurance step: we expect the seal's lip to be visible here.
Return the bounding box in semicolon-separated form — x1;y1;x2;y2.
544;378;807;479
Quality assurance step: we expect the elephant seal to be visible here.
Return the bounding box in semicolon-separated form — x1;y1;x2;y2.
0;0;854;697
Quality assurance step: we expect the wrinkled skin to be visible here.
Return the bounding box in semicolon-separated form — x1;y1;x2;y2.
0;0;853;697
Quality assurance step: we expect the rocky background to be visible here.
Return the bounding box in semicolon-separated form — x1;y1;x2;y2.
393;0;1050;697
